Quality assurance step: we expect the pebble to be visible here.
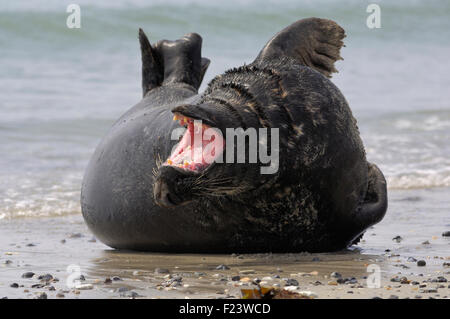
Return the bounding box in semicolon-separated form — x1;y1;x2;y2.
35;292;47;299
392;235;403;243
328;281;338;286
10;283;19;288
216;264;230;270
38;274;53;282
312;257;320;262
407;257;417;262
104;278;112;284
285;279;299;286
21;272;35;279
56;292;65;298
422;240;430;245
442;231;450;237
417;260;427;267
231;275;240;281
330;272;342;279
112;276;122;281
3;260;13;265
68;233;83;238
239;270;255;275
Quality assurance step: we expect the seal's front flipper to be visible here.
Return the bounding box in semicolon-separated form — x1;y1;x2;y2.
254;18;345;78
351;163;388;245
139;29;163;97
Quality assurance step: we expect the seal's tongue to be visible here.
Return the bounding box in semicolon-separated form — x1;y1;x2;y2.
164;114;224;172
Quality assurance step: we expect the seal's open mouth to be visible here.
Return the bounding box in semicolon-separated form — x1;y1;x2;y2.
163;113;225;173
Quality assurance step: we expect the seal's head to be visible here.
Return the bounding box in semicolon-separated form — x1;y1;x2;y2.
153;102;277;208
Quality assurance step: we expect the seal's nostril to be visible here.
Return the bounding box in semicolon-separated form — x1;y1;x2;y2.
154;179;177;207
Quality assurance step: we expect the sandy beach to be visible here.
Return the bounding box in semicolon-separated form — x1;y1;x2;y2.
1;0;449;300
1;188;448;299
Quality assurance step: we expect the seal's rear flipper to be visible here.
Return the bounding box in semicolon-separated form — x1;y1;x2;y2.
254;18;345;78
139;30;210;96
139;29;163;97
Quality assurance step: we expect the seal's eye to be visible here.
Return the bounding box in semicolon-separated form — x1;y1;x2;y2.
163;113;225;173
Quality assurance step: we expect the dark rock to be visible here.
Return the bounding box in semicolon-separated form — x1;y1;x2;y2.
417;260;426;267
10;283;19;288
21;272;35;279
442;231;450;237
38;274;53;282
407;257;417;262
31;284;46;289
422;240;430;245
231;276;240;281
392;235;403;243
285;279;299;286
312;257;320;262
104;278;112;284
389;295;399;299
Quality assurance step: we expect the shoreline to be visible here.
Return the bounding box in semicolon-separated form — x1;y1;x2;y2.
0;188;449;299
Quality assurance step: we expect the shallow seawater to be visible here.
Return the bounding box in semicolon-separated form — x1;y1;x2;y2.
0;0;449;219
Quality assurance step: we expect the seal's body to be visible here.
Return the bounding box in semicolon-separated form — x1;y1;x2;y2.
81;18;388;252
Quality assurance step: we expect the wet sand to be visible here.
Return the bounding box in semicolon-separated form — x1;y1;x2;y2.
0;188;449;299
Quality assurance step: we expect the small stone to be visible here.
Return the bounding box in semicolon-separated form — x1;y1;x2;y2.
422;240;430;245
442;231;450;237
389;295;399;299
88;237;97;243
417;260;426;267
21;272;35;279
328;281;338;286
104;278;112;284
285;279;299;286
68;233;83;238
407;257;417;262
31;284;45;289
10;283;19;288
231;275;240;281
112;276;122;281
60;239;66;244
38;274;53;282
392;235;403;243
216;264;230;270
35;292;47;299
3;260;13;265
312;257;320;262
330;272;342;279
56;292;65;298
26;243;36;247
